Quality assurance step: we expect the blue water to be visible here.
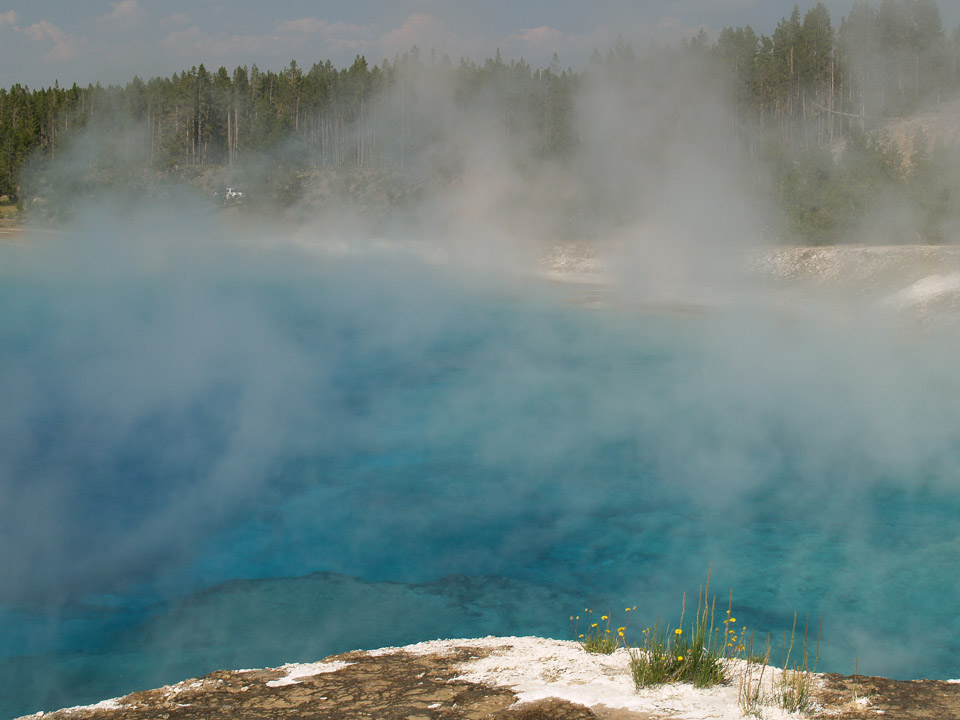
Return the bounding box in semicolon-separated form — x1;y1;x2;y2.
3;222;960;717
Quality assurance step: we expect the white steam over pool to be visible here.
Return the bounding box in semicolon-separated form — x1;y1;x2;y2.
3;204;960;717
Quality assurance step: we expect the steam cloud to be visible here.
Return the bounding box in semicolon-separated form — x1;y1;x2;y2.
3;38;960;718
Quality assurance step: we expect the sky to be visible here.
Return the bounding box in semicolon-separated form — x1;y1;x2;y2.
0;0;959;90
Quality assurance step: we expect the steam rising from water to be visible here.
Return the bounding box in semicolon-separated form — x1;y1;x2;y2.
4;49;960;718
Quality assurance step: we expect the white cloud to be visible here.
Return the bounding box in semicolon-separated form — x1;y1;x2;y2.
276;17;329;35
23;19;56;42
0;10;17;30
499;24;616;67
206;33;275;57
163;13;190;27
381;13;478;59
99;0;146;32
504;25;564;50
315;20;379;51
275;16;377;54
23;20;84;62
162;25;203;56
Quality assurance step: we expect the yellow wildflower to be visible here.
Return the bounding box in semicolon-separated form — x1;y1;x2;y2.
674;628;683;635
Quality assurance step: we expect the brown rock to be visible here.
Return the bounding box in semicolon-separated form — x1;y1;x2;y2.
20;643;960;720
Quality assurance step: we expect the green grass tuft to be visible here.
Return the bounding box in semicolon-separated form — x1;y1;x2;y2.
628;568;733;688
571;607;633;654
773;611;821;713
573;563;823;717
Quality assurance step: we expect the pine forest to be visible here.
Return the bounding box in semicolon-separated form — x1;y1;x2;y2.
2;0;960;243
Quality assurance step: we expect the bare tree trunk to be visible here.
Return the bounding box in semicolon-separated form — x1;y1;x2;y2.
234;102;239;163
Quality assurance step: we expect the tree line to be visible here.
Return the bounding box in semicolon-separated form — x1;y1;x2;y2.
711;0;960;153
2;0;960;242
0;49;579;201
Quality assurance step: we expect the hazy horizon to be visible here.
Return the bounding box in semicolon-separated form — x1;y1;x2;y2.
2;0;959;91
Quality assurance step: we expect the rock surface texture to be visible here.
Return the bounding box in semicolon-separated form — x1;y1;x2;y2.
19;638;960;720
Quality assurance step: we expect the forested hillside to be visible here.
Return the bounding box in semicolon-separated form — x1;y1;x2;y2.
2;0;960;243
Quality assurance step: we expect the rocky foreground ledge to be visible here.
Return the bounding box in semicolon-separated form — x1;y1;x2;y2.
19;637;960;720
